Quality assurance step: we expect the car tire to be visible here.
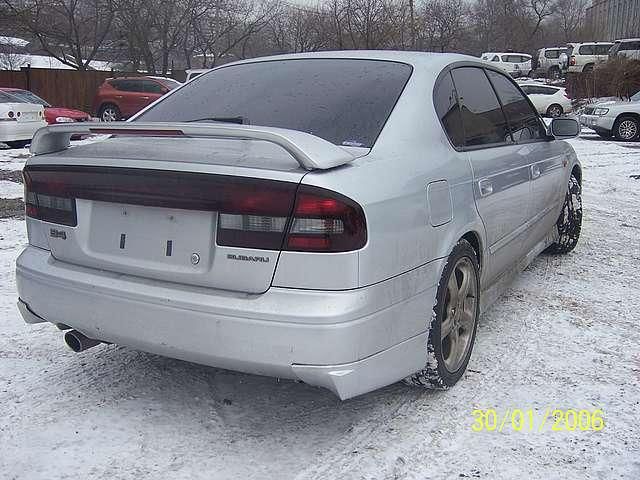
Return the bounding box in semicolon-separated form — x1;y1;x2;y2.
613;115;639;141
99;104;121;122
583;63;594;73
546;104;563;118
545;173;582;255
404;239;480;390
5;140;30;149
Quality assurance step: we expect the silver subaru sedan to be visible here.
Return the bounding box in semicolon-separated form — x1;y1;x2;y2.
16;51;582;399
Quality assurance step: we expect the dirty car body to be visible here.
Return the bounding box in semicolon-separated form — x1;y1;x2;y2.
16;52;581;399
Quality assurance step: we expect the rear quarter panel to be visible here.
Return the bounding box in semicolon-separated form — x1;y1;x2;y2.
297;64;483;289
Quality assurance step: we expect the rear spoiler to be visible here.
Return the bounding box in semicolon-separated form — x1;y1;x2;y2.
29;122;357;170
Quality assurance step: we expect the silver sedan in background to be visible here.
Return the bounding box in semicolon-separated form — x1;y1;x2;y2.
16;51;582;399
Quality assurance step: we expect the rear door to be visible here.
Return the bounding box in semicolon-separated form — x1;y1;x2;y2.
451;66;531;283
485;69;567;255
140;80;166;108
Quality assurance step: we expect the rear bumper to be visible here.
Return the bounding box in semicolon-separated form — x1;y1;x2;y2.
0;121;46;142
16;246;440;399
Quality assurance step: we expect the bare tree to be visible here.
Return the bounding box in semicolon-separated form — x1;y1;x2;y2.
3;0;116;70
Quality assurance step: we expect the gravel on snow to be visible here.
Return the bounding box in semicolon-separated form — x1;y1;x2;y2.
0;132;638;480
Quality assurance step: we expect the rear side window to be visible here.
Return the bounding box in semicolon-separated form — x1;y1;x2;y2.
596;44;612;54
579;45;595;55
109;79;143;92
545;49;560;59
485;70;545;143
142;81;164;94
451;67;510;147
137;59;412;149
433;72;464;148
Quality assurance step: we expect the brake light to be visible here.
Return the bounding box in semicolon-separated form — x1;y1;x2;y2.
284;186;366;252
23;170;77;226
570;56;576;66
216;185;367;252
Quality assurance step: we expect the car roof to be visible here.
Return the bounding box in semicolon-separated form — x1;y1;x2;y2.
576;41;614;45
224;50;478;71
482;52;531;56
519;82;561;88
614;38;640;42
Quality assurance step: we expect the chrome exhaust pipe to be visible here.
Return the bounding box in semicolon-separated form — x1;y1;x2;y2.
64;330;101;352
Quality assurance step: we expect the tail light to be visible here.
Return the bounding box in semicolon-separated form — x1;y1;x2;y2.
570;56;576;66
1;111;17;122
284;186;366;252
21;166;367;253
23;170;77;226
216;184;367;252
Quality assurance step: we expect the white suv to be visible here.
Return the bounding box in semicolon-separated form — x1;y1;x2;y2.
566;42;613;73
609;38;640;60
536;47;569;78
481;52;532;77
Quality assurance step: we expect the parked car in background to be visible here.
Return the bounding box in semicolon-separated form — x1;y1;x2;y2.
0;91;46;148
92;76;181;122
537;47;569;78
0;87;92;124
17;52;583;400
519;83;572;117
566;42;613;73
609;38;640;60
580;90;640;141
185;69;210;82
481;52;532;77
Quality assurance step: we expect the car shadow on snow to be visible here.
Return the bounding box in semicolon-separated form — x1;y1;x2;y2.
56;343;436;436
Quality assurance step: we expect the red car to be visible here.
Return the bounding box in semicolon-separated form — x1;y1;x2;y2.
92;76;181;122
0;87;91;124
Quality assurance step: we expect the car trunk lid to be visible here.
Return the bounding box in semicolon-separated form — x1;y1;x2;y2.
25;130;366;294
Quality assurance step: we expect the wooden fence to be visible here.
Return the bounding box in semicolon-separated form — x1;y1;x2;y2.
0;67;184;114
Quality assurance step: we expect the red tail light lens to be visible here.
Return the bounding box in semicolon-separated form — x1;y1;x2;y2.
284;185;366;252
569;56;576;66
23;170;77;226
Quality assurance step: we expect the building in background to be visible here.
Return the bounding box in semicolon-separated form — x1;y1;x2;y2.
586;0;640;40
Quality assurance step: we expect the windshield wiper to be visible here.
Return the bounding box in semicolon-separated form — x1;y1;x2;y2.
186;116;247;125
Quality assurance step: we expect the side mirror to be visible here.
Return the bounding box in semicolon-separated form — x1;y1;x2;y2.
549;117;581;139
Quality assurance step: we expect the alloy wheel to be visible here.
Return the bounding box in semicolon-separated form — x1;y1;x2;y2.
101;108;118;122
618;120;638;140
548;105;562;118
440;257;478;372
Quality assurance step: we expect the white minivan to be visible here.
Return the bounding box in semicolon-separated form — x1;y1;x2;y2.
481;52;532;77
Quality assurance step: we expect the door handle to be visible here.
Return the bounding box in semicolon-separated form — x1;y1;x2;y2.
115;95;123;99
531;164;541;179
478;179;493;197
141;96;150;100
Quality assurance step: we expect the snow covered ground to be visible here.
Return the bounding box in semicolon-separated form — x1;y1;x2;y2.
0;134;639;479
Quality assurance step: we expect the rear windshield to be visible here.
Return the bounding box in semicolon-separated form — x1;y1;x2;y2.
137;59;413;148
3;89;49;106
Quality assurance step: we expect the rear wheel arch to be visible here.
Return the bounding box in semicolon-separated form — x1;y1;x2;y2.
461;231;483;273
